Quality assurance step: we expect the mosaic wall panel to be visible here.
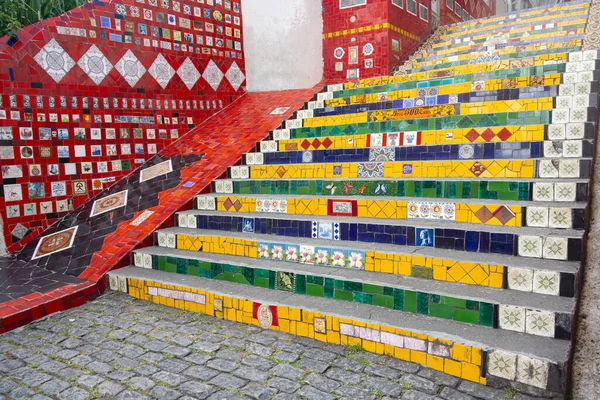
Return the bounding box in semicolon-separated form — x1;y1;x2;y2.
0;0;246;251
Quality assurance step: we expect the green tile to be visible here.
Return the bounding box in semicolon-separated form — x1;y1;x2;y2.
430;294;440;304
363;283;382;294
429;303;454;320
393;289;404;311
306;283;324;297
466;300;479;311
353;292;373;305
344;281;363;292
417;292;429;315
480;303;494;327
441;296;466;308
334;290;353;302
268;271;276;290
324;278;334;298
454;309;480;325
294;275;306;295
383;287;394;296
255;277;270;289
373;294;394;309
307;276;324;285
405;291;417;313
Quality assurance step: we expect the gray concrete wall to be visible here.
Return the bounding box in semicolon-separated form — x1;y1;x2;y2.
242;0;323;92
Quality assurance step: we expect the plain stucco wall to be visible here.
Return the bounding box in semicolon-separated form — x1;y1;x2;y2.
242;0;323;92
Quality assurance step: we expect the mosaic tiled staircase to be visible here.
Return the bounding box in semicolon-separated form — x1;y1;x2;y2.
109;1;599;395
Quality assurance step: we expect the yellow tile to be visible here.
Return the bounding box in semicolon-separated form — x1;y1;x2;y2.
427;355;445;372
411;350;427;366
444;359;462;378
461;362;481;383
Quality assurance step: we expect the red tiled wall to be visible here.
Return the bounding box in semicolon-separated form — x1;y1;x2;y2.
0;0;246;252
440;0;495;26
322;0;389;83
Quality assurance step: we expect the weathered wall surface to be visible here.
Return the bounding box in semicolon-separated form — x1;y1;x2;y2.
242;0;323;91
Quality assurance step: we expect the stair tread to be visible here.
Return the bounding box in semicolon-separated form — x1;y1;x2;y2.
110;266;572;363
134;246;576;313
156;227;580;273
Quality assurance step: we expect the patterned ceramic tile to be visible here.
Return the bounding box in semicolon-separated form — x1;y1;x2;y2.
516;355;549;389
542;237;568;261
115;50;146;87
140;160;173;182
548;208;572;228
90;190;128;217
487;350;517;381
533;270;561;296
498;304;526;333
526;207;548;228
203;60;224;91
225;61;245;91
526;309;555;337
148;54;175;89
32;226;79;260
177;58;201;90
34;39;76;83
507;267;534;292
78;45;113;85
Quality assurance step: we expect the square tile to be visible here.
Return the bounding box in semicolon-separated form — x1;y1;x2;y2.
570;108;588;123
243;218;255;233
526;309;555;337
90;190;128;217
499;305;526;333
532;183;553;202
518;236;542;258
188;215;197;228
547;124;565;140
526;207;548;228
538;160;559;178
566;123;585;139
487;350;517;381
507;267;534;292
32;226;79;260
562;140;582;158
558;160;579;178
542;237;568;260
516;355;549;389
548;208;572;228
554;182;577;202
178;214;188;228
533;270;560;296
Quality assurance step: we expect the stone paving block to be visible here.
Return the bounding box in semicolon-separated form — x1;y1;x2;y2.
269;364;306;380
242;355;276;371
362;376;403;397
297;357;330;373
439;387;477;400
401;374;440;395
325;367;364;385
128;376;157;391
178;380;215;399
365;363;402;380
207;358;238;372
297;385;336;400
115;390;150;400
304;372;342;392
267;377;301;393
153;370;187;386
233;366;270;382
149;385;183;400
38;379;70;396
56;387;91;400
241;382;278;400
208;373;247;389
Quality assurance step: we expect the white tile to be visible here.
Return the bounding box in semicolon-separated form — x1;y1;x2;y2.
562;72;578;84
166;233;176;249
546;124;565;140
568;51;582;62
518;236;543;258
178;214;188;228
109;274;119;291
559;84;574;96
574;82;591;96
578;71;594;83
542;237;568;260
245;153;255;165
526;207;549;228
230;166;241;178
118;276;127;293
133;252;143;267
196;196;207;210
187;214;196;228
543;141;562;158
551;109;569;124
573;95;590;108
554;182;577;202
554;96;572;109
562;140;582;158
570;108;588;123
215;180;224;193
516;355;549;389
558;159;579;178
268;141;278;152
533;270;561;296
538;160;559;178
285;119;302;129
239;166;249;179
157;231;168;247
526;309;555;337
487;350;517;381
532;183;554;202
583;49;599;61
254;153;264;165
499;305;526;333
223;181;233;194
548;208;572;228
566;123;585;139
206;197;216;210
507;267;534;292
565;62;580;73
142;253;152;269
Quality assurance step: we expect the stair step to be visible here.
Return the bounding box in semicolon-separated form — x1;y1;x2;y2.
132;246;575;337
108;266;571;394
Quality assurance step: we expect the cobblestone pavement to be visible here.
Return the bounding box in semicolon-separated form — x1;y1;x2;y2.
0;292;534;400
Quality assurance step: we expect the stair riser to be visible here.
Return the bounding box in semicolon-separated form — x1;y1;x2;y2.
219;179;590;204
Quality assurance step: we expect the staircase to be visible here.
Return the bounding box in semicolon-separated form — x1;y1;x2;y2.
108;1;598;395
